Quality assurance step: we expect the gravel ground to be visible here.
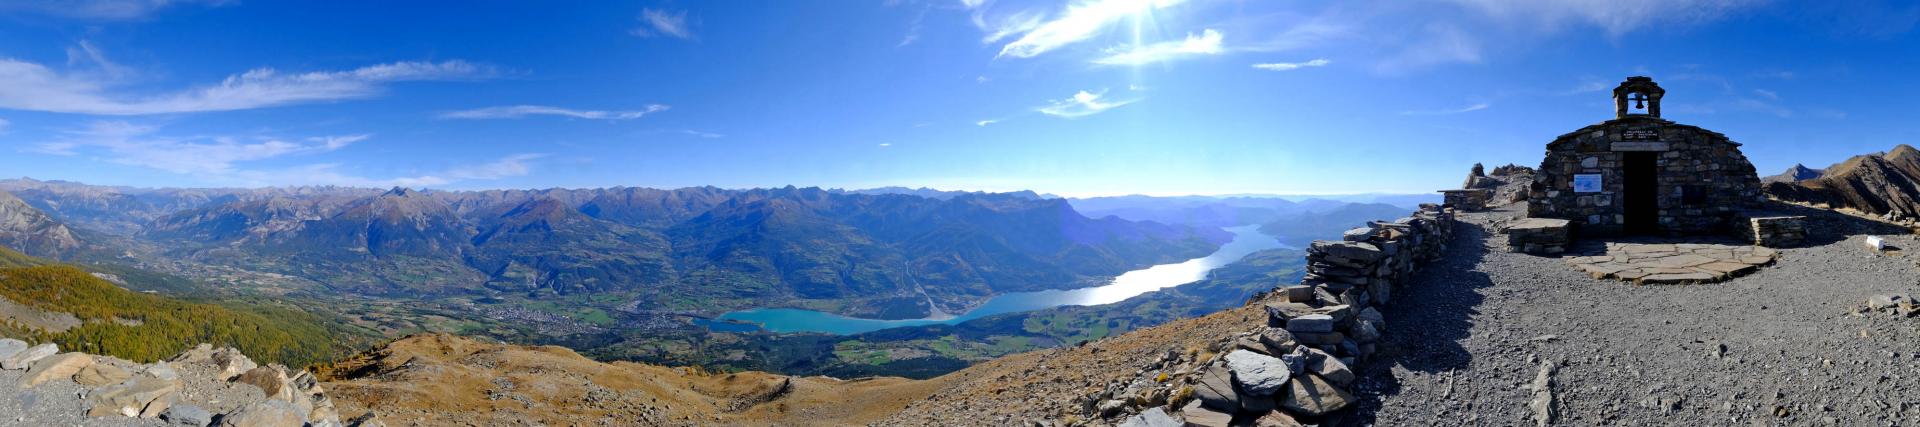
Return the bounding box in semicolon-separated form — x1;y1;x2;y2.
1353;203;1920;426
0;369;166;427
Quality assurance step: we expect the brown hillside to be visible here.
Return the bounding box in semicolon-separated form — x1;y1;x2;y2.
319;333;952;426
1766;144;1920;219
319;301;1271;426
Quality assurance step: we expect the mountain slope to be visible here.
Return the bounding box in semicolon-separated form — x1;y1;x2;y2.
0;190;82;258
0;249;361;365
1766;144;1920;219
321;333;948;426
468;197;675;294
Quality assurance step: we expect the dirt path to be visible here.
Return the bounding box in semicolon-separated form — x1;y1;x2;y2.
1354;204;1920;426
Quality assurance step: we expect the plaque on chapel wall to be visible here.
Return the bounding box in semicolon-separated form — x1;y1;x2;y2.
1573;174;1603;193
1620;129;1659;141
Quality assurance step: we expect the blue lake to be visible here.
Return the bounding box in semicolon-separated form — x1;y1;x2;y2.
701;225;1285;335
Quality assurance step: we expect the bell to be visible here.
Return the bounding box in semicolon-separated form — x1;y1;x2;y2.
1635;99;1645;109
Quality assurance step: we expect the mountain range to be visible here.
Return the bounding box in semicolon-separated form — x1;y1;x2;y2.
1;180;1228;320
1764;144;1920;220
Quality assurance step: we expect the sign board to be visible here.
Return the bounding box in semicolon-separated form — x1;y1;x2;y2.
1573;174;1603;193
1620;129;1660;141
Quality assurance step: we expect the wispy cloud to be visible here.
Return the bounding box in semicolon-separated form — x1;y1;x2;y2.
1092;29;1224;66
631;8;695;39
29;121;542;187
996;0;1189;59
1251;58;1330;71
1038;89;1138;118
439;104;670;120
0;118;8;132
1752;88;1779;100
878;143;892;148
681;129;724;138
0;59;491;115
975;119;999;126
230;154;545;188
0;0;229;21
31;121;361;174
1400;102;1490;115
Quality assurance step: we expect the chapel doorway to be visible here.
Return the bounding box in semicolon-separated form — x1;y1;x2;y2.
1623;152;1659;234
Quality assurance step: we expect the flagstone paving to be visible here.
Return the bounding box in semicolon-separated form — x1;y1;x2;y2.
1562;242;1778;285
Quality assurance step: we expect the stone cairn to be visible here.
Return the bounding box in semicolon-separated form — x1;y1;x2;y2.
0;339;382;427
1102;204;1457;426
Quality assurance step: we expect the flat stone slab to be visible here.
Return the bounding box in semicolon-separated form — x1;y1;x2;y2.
1566;241;1778;285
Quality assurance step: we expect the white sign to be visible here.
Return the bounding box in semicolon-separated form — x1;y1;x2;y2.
1573;174;1603;193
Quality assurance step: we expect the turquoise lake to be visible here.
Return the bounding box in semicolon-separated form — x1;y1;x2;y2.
703;225;1284;335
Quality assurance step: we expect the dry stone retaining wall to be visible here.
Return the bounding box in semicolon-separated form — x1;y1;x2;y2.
1106;203;1459;426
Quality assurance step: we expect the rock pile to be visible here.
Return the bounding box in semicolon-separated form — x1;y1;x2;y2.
1094;204;1458;426
1506;218;1571;255
1854;293;1919;317
0;339;370;427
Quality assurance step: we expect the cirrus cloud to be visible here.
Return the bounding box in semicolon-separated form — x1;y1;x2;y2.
439;104;670;120
1037;89;1138;118
0;59;493;115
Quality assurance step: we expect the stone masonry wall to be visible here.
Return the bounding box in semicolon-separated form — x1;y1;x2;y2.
1098;204;1458;426
1529;117;1765;235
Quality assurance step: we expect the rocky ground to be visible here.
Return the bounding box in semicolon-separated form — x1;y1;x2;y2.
1356;203;1920;426
0;340;378;427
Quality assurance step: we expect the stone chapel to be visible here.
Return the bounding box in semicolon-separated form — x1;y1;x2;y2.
1528;76;1765;235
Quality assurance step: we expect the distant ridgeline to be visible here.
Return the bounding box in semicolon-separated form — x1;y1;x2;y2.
0;247;357;367
3;180;1228;320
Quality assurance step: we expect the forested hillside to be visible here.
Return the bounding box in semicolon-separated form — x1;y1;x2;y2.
0;248;362;366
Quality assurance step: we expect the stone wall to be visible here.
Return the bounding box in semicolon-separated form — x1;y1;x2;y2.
1439;189;1491;211
1272;203;1455;364
1529;116;1765;235
1099;204;1459;426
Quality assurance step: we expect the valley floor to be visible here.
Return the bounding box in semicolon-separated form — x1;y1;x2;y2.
1358;204;1920;425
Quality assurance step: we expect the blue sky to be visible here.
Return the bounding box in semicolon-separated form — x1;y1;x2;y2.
0;1;1916;196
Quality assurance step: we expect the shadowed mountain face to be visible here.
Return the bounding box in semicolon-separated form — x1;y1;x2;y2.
1766;145;1920;219
10;181;1228;318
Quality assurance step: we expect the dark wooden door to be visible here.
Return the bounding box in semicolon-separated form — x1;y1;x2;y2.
1623;152;1658;234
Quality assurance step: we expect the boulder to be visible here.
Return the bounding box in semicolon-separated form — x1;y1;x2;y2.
162;404;214;427
217;400;307;427
1310;241;1384;265
1192;365;1240;413
1253;410;1305;427
0;339;25;361
1305;349;1355;386
1180;400;1233;427
144;362;181;382
213;348;259;381
1285;315;1335;334
1257;327;1297;355
1225;350;1291;396
1868;294;1907;310
1263;302;1317;326
1117;406;1182;427
1;343;57;370
74;363;134;387
1279;373;1352;417
87;375;181;417
19;352;93;388
236;366;294;401
1349;319;1382;343
140;392;176;418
